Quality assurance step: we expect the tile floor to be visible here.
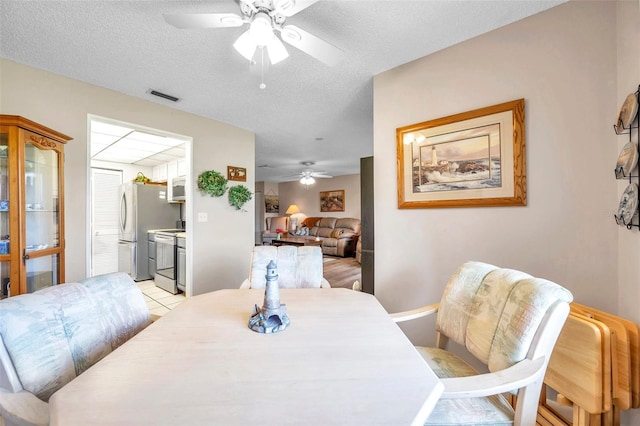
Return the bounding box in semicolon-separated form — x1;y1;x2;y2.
136;280;185;317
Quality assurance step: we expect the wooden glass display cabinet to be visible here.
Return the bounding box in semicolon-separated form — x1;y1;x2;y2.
0;115;72;298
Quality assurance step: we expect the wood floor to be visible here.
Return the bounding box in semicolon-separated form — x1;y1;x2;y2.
323;256;362;289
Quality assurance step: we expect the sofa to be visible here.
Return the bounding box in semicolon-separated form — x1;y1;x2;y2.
0;272;151;426
298;217;360;258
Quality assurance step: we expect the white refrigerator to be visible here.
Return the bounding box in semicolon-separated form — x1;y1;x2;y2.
118;182;179;281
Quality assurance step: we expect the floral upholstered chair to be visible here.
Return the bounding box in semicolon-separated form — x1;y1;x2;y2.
391;261;573;426
240;245;330;289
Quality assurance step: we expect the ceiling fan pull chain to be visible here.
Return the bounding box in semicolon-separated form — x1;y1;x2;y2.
259;47;266;89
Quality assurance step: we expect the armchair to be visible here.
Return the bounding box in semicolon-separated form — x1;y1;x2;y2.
391;261;573;426
240;245;330;289
261;216;289;245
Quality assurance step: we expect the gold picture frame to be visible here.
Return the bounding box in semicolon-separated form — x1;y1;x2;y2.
227;166;246;182
320;190;345;212
396;99;526;208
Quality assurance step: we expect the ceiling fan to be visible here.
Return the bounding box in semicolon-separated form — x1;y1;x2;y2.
163;0;343;67
287;161;332;185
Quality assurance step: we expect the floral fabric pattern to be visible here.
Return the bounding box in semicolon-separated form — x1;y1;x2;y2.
417;347;514;425
420;261;573;425
248;245;324;288
0;273;150;401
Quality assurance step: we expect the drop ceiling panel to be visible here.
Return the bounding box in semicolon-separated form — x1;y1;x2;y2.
89;119;187;166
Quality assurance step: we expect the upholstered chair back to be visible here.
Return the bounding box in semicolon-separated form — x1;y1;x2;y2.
265;216;289;232
0;272;149;402
245;245;326;289
436;261;574;373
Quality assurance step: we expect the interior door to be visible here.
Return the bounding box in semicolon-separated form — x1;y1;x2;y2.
91;168;122;276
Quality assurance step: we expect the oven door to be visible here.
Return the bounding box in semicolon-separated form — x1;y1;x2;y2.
155;234;176;280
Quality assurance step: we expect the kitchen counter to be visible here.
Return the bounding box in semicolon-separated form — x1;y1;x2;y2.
148;228;184;234
176;232;186;239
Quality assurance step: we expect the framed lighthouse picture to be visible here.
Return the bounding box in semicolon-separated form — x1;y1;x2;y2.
396;99;526;209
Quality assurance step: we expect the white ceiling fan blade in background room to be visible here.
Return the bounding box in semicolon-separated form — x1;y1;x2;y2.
163;13;245;29
273;0;320;17
280;24;343;66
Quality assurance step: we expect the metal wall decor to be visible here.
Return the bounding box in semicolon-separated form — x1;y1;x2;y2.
614;85;640;230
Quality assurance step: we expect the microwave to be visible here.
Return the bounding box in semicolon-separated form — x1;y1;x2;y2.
171;177;186;201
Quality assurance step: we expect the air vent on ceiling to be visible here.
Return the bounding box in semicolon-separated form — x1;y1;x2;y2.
148;89;180;102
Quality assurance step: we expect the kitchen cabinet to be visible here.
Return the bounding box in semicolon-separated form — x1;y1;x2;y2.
177;159;187;177
167;159;187;203
0;115;72;298
152;163;167;182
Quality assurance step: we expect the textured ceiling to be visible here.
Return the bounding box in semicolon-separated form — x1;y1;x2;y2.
0;0;564;182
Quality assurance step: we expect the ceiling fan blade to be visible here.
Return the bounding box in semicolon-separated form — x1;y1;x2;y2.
312;174;332;178
273;0;320;17
280;25;343;66
163;13;245;29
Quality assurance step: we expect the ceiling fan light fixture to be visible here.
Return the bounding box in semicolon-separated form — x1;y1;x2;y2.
266;36;289;64
233;30;257;61
249;12;274;46
300;176;315;185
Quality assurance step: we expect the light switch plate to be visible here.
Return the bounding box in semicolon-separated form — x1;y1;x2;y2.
197;212;208;222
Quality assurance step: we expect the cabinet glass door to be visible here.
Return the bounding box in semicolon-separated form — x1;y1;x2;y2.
0;261;9;299
1;132;9;299
25;254;59;293
1;132;9;252
23;137;61;293
24;141;60;252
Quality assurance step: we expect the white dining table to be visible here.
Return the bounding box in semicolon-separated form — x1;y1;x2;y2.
49;288;443;425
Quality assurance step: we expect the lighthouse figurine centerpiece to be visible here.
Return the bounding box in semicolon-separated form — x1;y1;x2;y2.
248;260;290;334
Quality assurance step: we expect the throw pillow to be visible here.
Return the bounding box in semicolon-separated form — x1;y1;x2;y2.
330;229;343;238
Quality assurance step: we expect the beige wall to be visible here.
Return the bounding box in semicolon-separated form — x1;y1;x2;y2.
616;2;640;424
277;173;361;223
375;1;620;334
0;59;255;295
375;3;640;422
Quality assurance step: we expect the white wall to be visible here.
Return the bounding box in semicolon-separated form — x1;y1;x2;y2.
0;59;255;295
278;173;361;222
374;1;621;341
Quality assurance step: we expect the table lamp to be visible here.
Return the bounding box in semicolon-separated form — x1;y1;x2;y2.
285;204;301;232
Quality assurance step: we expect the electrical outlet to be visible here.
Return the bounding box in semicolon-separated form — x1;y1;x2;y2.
197;212;208;222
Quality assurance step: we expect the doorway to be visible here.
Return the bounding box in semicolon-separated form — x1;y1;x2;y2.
87;115;191;295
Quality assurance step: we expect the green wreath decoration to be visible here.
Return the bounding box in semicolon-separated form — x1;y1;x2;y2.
197;170;227;197
228;185;252;211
